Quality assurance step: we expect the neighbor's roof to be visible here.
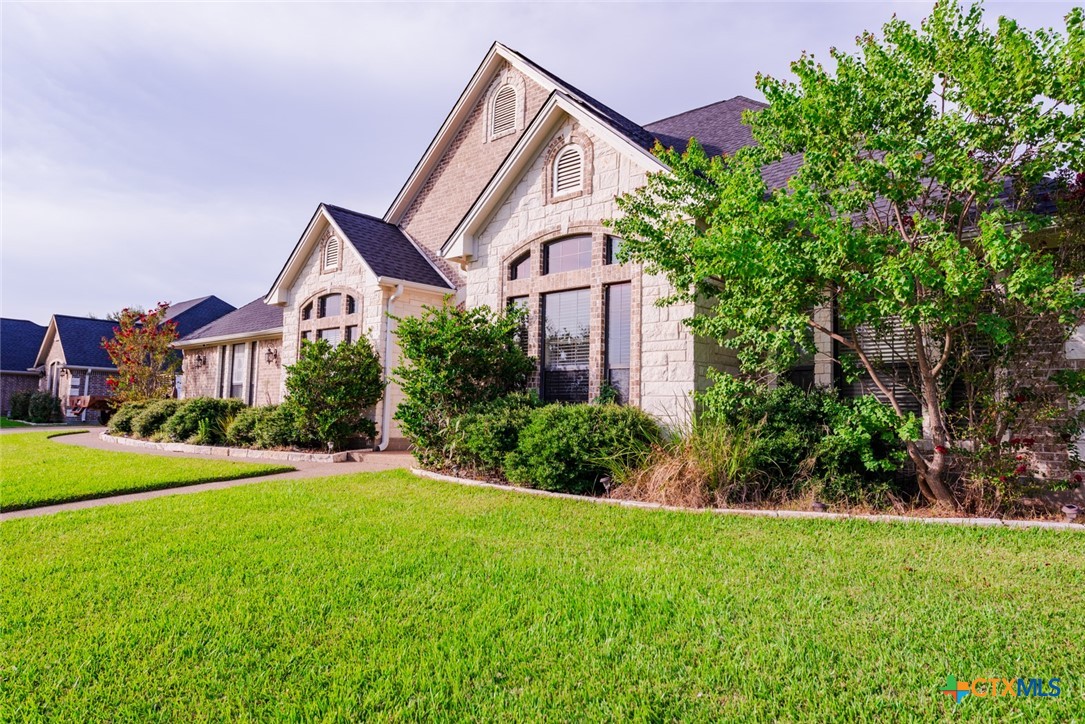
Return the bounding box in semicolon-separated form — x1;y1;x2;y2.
163;296;237;338
180;298;283;343
0;318;46;372
323;204;453;289
50;315;120;369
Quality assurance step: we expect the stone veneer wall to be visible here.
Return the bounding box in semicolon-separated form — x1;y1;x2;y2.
400;61;550;283
466;118;716;428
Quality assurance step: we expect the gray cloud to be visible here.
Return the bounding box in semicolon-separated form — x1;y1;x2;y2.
2;1;1077;321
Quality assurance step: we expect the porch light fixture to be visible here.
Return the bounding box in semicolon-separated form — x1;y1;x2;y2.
193;354;206;369
265;347;280;365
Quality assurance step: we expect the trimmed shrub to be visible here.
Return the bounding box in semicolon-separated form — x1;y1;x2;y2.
8;391;32;421
161;397;245;444
131;399;181;439
393;302;534;467
505;404;662;494
225;406;269;447
27;392;63;423
108;401;150;435
447;393;540;475
253;403;313;450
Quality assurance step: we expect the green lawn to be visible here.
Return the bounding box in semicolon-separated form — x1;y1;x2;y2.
1;470;1081;721
0;432;293;511
0;417;30;428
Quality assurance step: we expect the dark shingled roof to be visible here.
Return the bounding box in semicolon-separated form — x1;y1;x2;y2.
180;298;283;342
645;95;802;190
1;318;47;372
53;315;121;368
163;296;236;338
324;204;452;289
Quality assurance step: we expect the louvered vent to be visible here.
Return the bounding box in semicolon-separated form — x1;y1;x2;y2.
324;237;340;270
491;86;517;136
553;146;583;195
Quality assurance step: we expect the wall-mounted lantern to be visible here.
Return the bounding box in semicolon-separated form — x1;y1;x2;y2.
265;347;280;365
193;354;207;369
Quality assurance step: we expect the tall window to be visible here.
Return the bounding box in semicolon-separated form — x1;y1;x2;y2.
491;85;517;138
553;145;584;195
605;283;631;402
508;296;529;356
542;289;590;402
544;235;592;275
230;343;247;399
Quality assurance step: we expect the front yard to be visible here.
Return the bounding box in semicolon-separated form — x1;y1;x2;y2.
0;432;292;511
1;468;1081;721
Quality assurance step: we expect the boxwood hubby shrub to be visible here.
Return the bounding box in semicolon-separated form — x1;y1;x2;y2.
506;404;662;494
446;393;541;476
285;337;382;451
108;401;150;435
161;397;245;445
8;391;32;421
131;399;181;439
27;393;63;424
393;301;534;468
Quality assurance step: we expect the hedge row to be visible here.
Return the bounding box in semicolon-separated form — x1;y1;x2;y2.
7;392;64;424
108;397;317;450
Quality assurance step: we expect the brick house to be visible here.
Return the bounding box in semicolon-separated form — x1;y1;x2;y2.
0;318;47;416
31;296;235;420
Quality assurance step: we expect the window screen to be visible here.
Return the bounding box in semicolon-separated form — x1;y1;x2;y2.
542;289;590;402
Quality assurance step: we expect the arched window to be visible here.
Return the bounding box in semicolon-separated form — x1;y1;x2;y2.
553;145;583;195
508;252;531;281
491;85;518;138
299;289;363;348
323;236;340;271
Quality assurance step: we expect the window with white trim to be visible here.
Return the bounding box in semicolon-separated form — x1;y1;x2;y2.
490;85;517;138
323;236;340;271
553;145;584;195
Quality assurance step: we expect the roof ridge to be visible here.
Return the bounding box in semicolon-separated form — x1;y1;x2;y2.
322;203;394;226
644;95;766;128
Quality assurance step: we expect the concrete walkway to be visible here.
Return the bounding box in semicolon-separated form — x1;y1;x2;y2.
2;430;414;521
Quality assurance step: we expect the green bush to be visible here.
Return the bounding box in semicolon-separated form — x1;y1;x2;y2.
27;392;63;423
225;406;269;447
393;302;534;467
253;404;313;450
131;399;181;439
285;338;382;450
698;375;906;505
161;397;245;445
505;404;662;494
108;401;150;435
447;393;541;475
8;391;32;420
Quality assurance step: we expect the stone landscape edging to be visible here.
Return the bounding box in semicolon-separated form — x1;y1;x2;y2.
101;432;354;463
411;468;1084;532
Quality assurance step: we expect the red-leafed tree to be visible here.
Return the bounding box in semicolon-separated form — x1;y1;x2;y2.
101;302;180;404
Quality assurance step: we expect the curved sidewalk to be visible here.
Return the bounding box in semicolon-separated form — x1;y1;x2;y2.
2;430;414;521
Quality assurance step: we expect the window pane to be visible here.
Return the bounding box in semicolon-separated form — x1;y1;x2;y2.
318;328;341;345
301;330;310;342
606;236;625;265
507;297;529;356
605;283;631;403
230;343;247;399
544;235;592;275
302;303;313;321
345;326;359;344
346;296;356;314
319;294;341;318
509;253;531;281
543;289;590;402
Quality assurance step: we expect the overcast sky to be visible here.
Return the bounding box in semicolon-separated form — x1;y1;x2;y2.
1;1;1078;323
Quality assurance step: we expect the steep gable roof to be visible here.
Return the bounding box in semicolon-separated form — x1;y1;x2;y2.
265;203;452;305
0;318;47;372
385;42;658;225
164;296;237;338
44;315;119;369
178;298;283;345
324;205;452;289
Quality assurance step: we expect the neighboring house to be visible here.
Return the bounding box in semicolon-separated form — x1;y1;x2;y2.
31;296;236;420
175;298;285;406
0;318;47;416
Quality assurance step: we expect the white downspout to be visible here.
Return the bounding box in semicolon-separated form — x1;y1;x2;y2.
378;284;404;451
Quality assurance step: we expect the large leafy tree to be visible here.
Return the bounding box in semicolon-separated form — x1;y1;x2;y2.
102;302;180;404
609;1;1084;507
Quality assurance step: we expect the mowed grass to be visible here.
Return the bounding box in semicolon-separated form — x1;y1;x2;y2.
0;432;292;511
2;470;1082;721
0;417;30;428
